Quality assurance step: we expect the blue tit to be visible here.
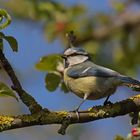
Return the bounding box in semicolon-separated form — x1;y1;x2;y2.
62;47;140;111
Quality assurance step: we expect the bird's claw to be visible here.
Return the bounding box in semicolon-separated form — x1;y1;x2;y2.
104;101;112;106
70;109;80;121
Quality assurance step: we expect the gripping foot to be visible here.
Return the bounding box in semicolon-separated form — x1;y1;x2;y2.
103;95;112;106
104;100;112;106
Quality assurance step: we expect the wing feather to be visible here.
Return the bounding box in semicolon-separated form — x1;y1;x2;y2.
67;61;120;78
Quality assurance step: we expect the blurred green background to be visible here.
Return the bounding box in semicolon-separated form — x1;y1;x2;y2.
0;0;140;140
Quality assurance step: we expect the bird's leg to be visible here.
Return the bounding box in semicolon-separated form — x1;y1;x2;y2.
72;94;88;121
74;99;86;112
103;95;112;106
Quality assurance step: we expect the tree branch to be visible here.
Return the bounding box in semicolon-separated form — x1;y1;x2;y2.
0;94;140;134
0;49;43;113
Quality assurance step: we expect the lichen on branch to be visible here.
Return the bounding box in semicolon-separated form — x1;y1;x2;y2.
0;94;139;134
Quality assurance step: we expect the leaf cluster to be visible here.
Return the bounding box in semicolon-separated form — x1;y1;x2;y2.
0;9;18;100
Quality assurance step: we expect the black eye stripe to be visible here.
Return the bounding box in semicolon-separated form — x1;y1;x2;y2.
66;53;88;57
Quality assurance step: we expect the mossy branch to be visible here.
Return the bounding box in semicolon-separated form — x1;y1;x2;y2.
0;94;140;134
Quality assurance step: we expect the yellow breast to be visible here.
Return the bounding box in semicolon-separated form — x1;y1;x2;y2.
63;68;117;100
64;68;101;99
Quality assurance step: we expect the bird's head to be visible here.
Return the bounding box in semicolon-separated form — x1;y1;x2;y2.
62;47;90;68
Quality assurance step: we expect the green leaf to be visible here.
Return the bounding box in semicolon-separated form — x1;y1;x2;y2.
44;23;57;42
113;3;125;13
45;72;61;92
0;38;3;50
114;135;125;140
60;81;69;93
0;32;5;38
0;82;18;100
36;54;62;71
4;36;18;52
0;15;3;23
0;9;11;30
0;32;5;50
68;5;85;18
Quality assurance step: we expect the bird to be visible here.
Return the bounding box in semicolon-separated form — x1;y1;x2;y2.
62;47;140;111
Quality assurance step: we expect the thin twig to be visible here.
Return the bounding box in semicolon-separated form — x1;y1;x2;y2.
66;31;77;48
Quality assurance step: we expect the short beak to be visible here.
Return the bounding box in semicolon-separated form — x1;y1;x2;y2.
61;55;67;59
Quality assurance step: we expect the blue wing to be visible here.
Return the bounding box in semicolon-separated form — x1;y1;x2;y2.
67;61;120;78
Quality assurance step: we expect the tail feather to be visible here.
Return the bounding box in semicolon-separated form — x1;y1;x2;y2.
118;76;140;88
